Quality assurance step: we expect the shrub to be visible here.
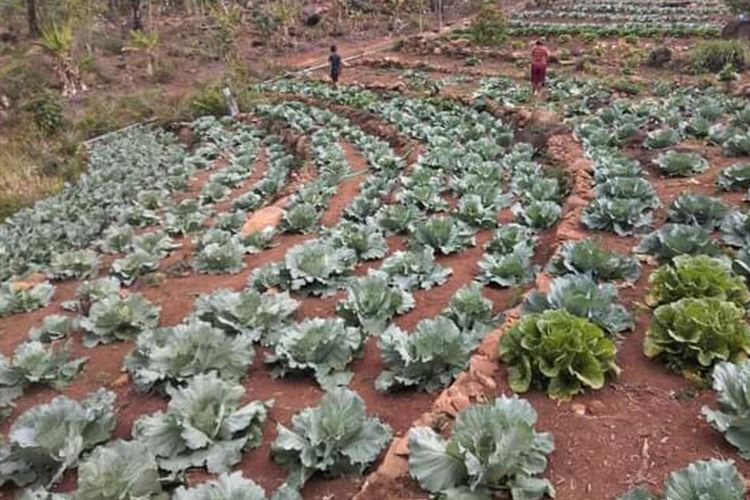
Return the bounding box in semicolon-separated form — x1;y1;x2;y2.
648;255;749;308
644;297;750;381
691;40;747;73
408;396;554;499
469;4;509;46
23;91;65;136
499;310;619;400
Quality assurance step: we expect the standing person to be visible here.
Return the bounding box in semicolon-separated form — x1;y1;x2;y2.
329;45;342;88
530;40;550;97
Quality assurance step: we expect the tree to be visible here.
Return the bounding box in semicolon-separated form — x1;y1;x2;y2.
27;0;40;37
37;23;88;98
726;0;750;14
131;0;143;30
125;30;160;77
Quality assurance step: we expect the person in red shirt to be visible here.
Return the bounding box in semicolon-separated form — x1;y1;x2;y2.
530;40;550;97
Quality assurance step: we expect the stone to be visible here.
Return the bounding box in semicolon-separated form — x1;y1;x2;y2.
240;206;284;237
645;46;672;68
111;373;130;388
572;403;587;416
10;272;47;292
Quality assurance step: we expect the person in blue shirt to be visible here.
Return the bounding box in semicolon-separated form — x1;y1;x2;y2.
329;45;342;88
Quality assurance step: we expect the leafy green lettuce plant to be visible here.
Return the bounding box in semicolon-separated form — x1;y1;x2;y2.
644;297;750;380
499;309;619;400
647;255;749;308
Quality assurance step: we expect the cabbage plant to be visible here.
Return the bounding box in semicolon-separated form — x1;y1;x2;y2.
644;127;681;149
271;388;391;491
172;471;299;500
0;341;86;421
703;361;750;459
547;238;640;282
277;240;357;296
441;282;503;338
408;396;554;499
193;288;298;345
582;197;653;236
410;216;476;255
652;151;709;177
717;163;750;191
48;250;101;281
477;246;538;287
512;201;561;229
266;317;363;388
377;317;474;392
133;372;271;474
484;224;536;255
595;178;659;208
379;248;452;290
336;271;414;334
74;440;165;500
499;309;619;400
376;203;420;234
644;298;750;381
635;224;721;263
619;459;746;500
667;194;728;229
0;281;54;317
0;390;116;487
28;314;77;342
111;250;159;285
125;320;255;392
80;293;160;347
524;274;633;335
193;238;245;274
324;221;388;261
721;210;750;248
648;255;749;308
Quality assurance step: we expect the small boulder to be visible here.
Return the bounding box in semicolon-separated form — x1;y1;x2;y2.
240;206;284;237
645;46;672;68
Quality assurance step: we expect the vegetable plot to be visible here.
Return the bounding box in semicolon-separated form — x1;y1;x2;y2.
4;63;750;500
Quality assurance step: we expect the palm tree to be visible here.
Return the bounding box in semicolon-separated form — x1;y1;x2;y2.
37;23;88;98
125;29;160;77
